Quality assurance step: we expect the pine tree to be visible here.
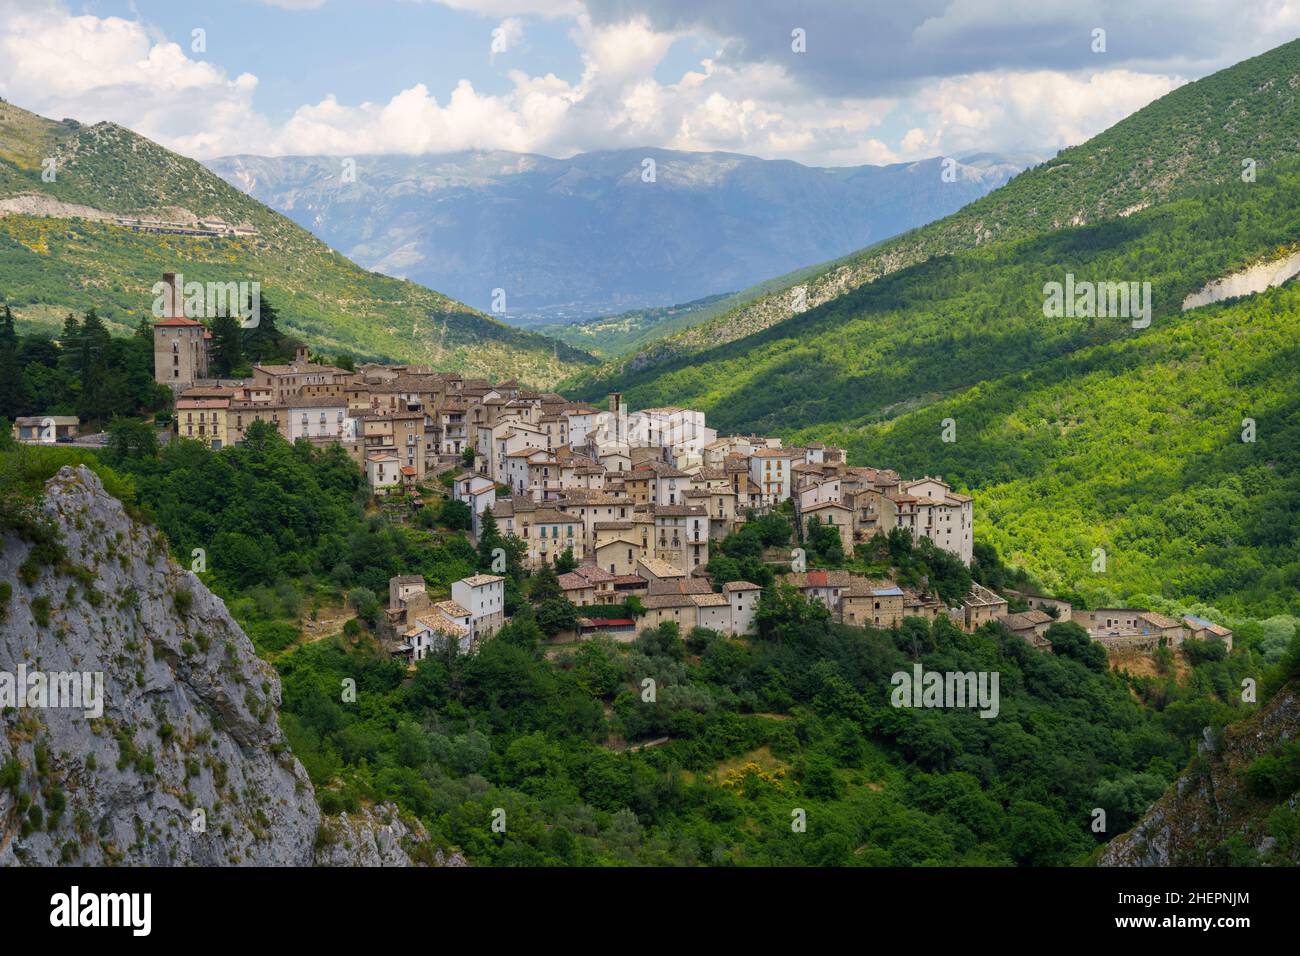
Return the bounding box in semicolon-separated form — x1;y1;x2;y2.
76;308;111;420
58;312;81;373
476;510;504;571
530;561;563;603
0;304;31;418
243;294;284;362
209;313;243;377
0;305;16;350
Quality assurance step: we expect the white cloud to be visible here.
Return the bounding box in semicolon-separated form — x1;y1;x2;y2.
0;0;1265;168
904;68;1186;157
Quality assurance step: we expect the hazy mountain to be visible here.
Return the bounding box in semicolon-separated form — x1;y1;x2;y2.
207;148;1029;324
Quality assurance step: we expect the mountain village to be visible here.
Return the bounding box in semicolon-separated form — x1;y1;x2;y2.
13;271;1233;664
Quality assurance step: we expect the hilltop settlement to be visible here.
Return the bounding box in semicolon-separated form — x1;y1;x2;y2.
16;273;1232;663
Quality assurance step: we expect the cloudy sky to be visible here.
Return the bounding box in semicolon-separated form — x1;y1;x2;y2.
1;0;1297;166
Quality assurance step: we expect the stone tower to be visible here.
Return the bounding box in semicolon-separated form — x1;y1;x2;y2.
153;272;210;388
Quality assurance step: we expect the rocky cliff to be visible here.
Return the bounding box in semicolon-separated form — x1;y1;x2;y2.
1100;682;1300;866
0;465;456;866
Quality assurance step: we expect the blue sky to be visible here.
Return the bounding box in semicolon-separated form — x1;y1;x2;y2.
2;1;1297;165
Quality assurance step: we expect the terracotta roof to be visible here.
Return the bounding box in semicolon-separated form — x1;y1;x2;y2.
802;500;851;512
558;565;616;589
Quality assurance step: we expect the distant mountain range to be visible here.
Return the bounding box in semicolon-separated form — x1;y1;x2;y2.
207;148;1031;324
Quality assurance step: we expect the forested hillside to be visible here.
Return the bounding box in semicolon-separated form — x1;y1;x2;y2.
569;37;1300;390
3;436;1286;866
0;100;592;385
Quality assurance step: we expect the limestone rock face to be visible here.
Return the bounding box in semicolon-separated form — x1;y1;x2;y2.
314;804;468;868
0;466;445;867
1100;682;1300;867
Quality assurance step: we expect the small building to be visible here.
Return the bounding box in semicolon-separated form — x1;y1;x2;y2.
722;581;761;635
175;398;230;448
452;472;498;540
366;452;401;490
558;564;617;607
577;617;637;639
636;556;687;588
452;574;506;641
1182;615;1234;651
840;578;904;629
11;415;79;444
801;500;855;558
1002;609;1054;645
961;583;1008;631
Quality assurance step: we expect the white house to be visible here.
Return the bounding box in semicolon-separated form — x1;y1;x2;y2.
366;452;401;490
453;472;498;540
451;574;506;640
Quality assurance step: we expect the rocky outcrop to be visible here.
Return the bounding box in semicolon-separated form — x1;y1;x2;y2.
315;804;467;868
0;466;451;866
1181;248;1300;310
1099;682;1300;866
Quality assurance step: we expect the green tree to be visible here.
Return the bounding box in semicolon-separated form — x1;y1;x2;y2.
530;561;563;603
105;417;158;464
209;313;243;377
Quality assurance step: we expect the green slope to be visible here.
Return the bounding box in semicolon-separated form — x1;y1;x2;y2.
569;37;1300;392
820;281;1300;619
533;258;832;359
0;100;594;385
568;157;1300;617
